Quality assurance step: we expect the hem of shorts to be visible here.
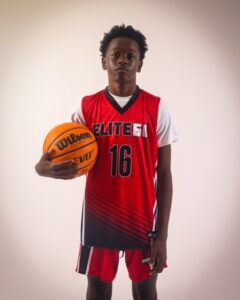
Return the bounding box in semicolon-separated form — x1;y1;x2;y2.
90;274;114;283
129;275;151;282
129;265;168;282
75;270;114;283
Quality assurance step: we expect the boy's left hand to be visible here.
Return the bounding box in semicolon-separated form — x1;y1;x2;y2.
149;238;167;275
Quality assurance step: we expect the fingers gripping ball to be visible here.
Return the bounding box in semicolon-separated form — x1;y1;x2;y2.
43;123;98;177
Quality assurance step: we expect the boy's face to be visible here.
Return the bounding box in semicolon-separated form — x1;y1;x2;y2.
102;37;143;85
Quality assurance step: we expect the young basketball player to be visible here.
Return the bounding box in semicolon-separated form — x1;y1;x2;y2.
35;25;178;300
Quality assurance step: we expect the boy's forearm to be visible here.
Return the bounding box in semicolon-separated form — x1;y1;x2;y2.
156;169;173;242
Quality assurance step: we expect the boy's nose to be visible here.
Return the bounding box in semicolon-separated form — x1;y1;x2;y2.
117;55;127;65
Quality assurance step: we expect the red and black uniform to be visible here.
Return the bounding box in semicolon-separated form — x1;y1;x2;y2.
79;86;159;249
72;86;178;281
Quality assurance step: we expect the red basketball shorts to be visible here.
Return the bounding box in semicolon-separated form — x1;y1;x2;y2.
75;245;168;282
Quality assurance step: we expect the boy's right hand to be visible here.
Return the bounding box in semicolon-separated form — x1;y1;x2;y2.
35;150;79;180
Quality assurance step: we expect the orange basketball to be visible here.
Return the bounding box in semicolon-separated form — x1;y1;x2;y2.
43;122;98;177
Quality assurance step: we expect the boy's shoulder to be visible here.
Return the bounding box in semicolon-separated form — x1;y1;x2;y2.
82;89;105;101
140;88;161;101
81;89;105;114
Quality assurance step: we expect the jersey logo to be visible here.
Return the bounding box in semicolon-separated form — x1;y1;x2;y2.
93;122;147;138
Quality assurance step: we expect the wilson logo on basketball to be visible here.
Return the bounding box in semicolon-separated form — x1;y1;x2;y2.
56;133;91;151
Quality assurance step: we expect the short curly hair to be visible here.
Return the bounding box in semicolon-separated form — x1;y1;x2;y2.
99;24;148;60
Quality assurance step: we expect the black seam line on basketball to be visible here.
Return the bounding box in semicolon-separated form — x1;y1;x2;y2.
76;159;97;171
52;140;97;159
46;125;91;152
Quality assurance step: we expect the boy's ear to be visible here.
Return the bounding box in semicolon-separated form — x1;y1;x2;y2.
102;57;107;70
137;60;143;73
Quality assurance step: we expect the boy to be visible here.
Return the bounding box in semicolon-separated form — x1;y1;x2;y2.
35;24;178;300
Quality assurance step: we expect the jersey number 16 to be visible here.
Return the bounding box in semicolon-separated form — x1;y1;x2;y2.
109;145;132;177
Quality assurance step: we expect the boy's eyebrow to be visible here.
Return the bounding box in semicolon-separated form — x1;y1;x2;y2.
110;47;137;52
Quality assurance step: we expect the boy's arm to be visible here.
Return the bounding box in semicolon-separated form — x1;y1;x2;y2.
150;144;173;274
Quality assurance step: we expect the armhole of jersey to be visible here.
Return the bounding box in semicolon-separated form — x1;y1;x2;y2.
156;98;163;147
71;98;86;125
157;99;178;148
80;98;86;125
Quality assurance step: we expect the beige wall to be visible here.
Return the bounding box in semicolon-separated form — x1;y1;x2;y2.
1;0;240;299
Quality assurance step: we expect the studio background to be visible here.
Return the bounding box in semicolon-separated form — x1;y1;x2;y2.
1;0;240;299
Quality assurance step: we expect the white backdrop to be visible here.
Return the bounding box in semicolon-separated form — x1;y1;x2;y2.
1;0;240;299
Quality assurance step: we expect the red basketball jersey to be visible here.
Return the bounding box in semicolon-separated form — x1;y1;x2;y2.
80;86;160;249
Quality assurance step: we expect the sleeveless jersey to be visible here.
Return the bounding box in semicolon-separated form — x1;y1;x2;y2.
79;86;160;250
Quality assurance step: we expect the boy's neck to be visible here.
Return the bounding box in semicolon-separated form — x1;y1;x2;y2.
108;82;137;97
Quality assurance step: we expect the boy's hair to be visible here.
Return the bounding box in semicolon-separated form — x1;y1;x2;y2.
100;24;148;60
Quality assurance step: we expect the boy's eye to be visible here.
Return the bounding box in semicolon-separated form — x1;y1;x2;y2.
111;52;135;60
127;53;135;60
112;52;120;58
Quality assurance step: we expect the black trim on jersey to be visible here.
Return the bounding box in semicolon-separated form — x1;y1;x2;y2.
104;86;141;114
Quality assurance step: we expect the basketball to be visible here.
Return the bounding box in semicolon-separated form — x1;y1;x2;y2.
43;122;98;177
